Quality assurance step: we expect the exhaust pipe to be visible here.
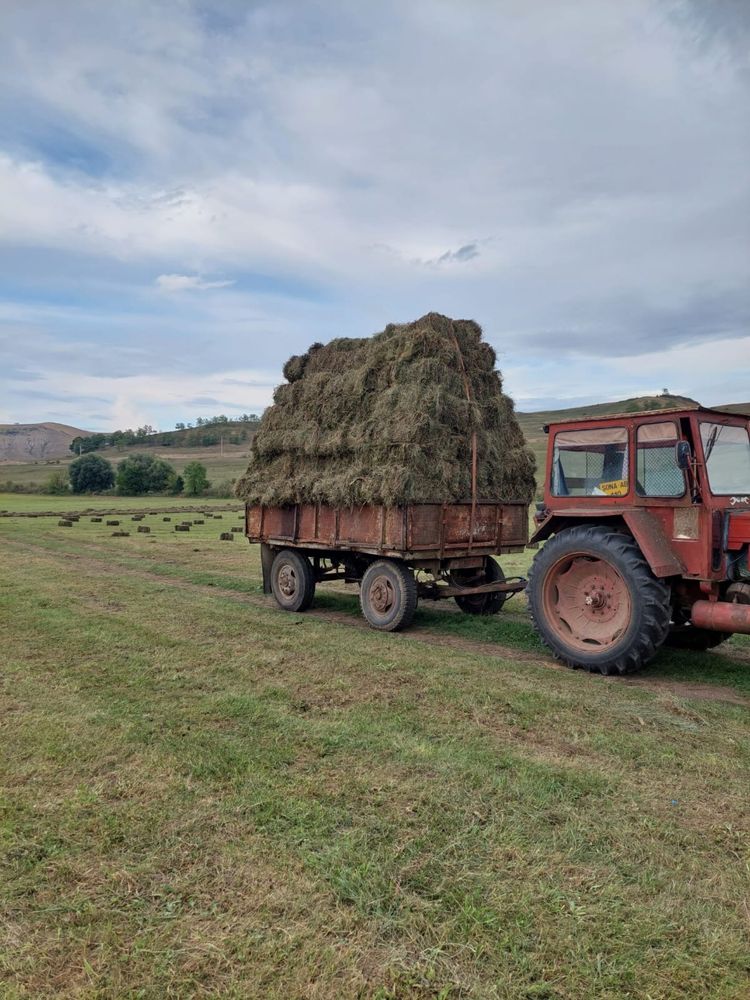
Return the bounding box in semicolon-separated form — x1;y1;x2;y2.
691;598;750;635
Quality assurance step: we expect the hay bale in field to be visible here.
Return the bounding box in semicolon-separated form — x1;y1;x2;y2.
231;526;243;533
163;516;171;522
58;519;73;527
175;524;190;532
137;525;151;533
106;520;120;526
68;516;80;522
194;519;204;524
90;517;102;522
235;312;535;507
181;521;193;526
111;530;130;537
214;514;223;520
131;515;144;521
219;532;234;541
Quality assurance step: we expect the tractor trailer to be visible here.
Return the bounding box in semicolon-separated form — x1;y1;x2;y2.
245;404;750;674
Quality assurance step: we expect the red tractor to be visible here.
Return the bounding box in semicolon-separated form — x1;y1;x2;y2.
528;405;750;674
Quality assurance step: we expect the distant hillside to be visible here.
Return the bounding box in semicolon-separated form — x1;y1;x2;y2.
0;422;91;462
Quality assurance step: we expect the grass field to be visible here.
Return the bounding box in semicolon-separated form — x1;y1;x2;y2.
1;493;749;998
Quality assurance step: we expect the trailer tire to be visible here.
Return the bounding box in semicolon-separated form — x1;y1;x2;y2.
270;549;316;612
451;557;507;615
360;560;418;632
527;526;671;675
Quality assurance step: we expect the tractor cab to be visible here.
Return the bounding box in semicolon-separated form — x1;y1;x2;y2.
528;406;750;675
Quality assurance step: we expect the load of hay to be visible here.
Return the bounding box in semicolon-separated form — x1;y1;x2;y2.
236;312;535;507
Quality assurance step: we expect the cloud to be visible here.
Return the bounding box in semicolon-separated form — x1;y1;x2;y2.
0;0;748;425
155;273;234;292
436;243;480;265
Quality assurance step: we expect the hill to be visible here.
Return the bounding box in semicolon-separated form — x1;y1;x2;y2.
0;422;91;463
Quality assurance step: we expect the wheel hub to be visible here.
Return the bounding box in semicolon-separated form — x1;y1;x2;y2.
278;565;297;598
543;554;630;651
370;576;395;614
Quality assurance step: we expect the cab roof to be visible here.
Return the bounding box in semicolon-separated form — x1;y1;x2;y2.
543;405;750;434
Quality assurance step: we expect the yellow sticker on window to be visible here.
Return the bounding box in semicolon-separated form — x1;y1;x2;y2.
598;479;628;496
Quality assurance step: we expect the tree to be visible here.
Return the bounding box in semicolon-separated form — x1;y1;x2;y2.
183;461;209;496
69;453;115;493
172;474;184;495
44;470;69;495
116;454;176;495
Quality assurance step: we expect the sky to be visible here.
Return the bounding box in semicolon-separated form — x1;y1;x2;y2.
0;0;748;431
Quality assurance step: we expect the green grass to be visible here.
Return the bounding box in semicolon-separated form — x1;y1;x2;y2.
1;500;749;998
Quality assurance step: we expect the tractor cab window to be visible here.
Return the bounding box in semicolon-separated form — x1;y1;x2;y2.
636;422;685;497
699;421;750;495
551;427;628;497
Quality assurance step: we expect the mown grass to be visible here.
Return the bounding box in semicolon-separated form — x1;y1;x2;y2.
1;501;749;998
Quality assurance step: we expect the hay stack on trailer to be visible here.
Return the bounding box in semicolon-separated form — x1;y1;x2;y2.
236;312;535;507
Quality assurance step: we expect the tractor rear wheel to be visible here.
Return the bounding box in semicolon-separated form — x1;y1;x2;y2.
360;560;418;632
451;557;507;615
270;549;316;612
527;526;671;675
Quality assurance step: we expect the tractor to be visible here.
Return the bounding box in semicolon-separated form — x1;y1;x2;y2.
527;405;750;674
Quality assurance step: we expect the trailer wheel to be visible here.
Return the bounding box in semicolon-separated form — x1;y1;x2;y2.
270;549;316;612
451;558;507;615
527;526;671;675
360;560;418;632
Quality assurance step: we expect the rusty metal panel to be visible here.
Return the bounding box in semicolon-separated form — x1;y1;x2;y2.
500;503;529;546
264;506;296;539
384;507;405;549
316;506;336;544
339;506;383;544
622;509;684;577
442;503;495;545
297;504;317;542
246;505;262;537
727;511;750;550
407;506;442;549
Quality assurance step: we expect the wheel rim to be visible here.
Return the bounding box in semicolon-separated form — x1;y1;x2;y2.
368;574;396;619
277;563;298;599
542;552;631;652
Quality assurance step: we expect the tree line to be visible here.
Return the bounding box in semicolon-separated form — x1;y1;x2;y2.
70;415;260;455
46;454;216;497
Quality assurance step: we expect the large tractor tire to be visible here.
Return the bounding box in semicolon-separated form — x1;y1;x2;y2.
360;559;418;632
270;549;316;612
527;526;671;675
451;557;507;615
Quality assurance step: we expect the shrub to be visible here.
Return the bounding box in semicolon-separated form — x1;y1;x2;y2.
116;454;176;495
44;471;69;495
183;462;210;496
69;454;115;493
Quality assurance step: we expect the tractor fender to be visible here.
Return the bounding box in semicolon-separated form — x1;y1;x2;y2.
531;509;684;579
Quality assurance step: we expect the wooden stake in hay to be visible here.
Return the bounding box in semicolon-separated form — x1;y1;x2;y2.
219;532;234;541
236;312;535;507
